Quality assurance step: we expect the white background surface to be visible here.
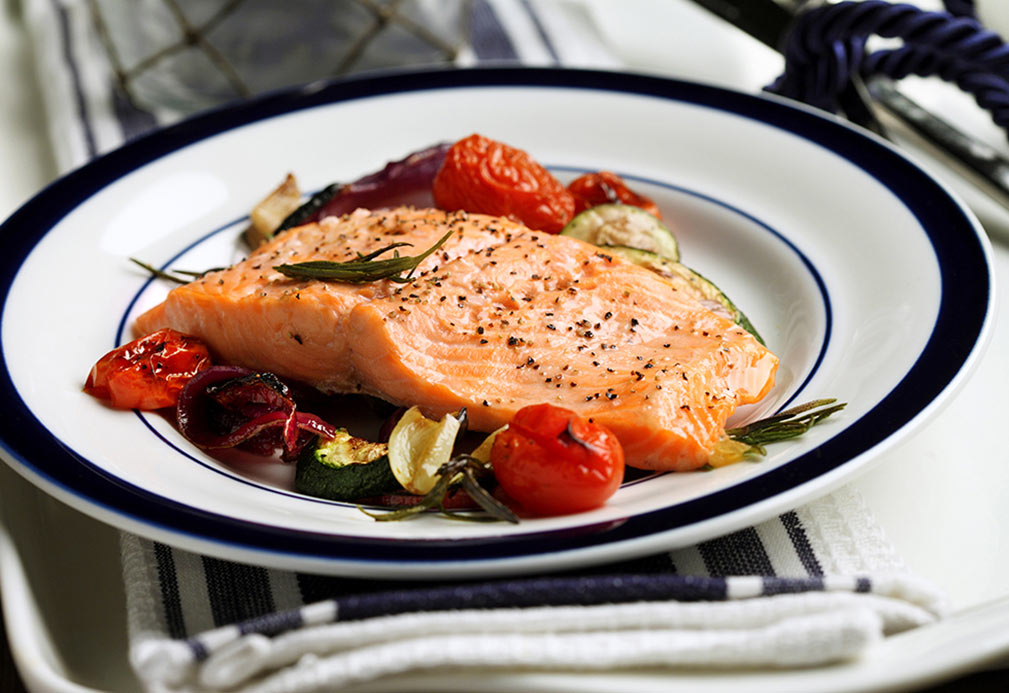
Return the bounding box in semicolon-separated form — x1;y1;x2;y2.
1;0;1008;690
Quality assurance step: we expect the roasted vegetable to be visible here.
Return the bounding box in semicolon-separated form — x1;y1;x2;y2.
491;403;624;516
295;430;400;501
84;328;211;410
176;366;335;461
433;134;575;233
567;171;662;219
561;203;679;262
275;143;450;233
387;406;465;495
245;173;303;247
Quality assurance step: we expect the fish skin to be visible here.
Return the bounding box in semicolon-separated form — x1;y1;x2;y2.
136;207;777;471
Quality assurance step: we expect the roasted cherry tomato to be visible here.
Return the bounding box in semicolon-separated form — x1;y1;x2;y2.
567;171;662;219
490;403;624;516
84;328;212;410
432;134;575;233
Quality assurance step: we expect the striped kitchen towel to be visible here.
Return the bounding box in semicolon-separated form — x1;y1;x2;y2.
24;0;620;172
120;487;944;691
21;1;945;691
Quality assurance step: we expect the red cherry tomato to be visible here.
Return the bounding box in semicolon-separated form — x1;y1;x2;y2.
84;329;212;410
432;134;575;233
567;171;662;219
490;403;624;516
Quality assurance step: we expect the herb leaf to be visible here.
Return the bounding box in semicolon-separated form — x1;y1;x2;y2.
358;470;458;522
274;230;453;284
130;258;225;284
457;457;519;524
360;453;519;524
727;398;845;454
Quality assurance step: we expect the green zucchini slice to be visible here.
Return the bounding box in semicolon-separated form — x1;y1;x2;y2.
295;429;400;501
605;245;764;345
561;203;679;262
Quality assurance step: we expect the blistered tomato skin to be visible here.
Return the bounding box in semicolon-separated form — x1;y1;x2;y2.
490;403;625;516
433;134;575;233
84;328;212;410
568;171;662;219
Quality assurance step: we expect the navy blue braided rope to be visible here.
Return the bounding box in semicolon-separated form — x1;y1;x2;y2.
768;0;1009;135
943;0;976;19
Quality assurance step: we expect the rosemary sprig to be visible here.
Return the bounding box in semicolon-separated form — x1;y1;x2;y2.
359;468;458;522
727;398;846;456
130;258;190;284
456;456;519;523
130;258;225;284
360;454;519;523
352;242;413;262
274;230;453;284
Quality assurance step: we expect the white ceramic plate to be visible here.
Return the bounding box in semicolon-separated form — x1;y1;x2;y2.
0;68;993;577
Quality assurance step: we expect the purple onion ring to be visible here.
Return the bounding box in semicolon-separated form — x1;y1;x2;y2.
177;366;335;455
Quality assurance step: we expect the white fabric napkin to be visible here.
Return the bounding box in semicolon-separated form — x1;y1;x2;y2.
120;487;944;692
21;1;945;691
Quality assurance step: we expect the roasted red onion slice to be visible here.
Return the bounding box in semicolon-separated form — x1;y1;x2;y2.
177;366;335;460
276;143;450;232
205;371;292;418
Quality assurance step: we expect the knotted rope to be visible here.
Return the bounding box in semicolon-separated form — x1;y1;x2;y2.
769;0;1009;135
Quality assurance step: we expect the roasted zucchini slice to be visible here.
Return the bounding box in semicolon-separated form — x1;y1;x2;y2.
606;245;764;344
561;203;679;262
295;429;400;501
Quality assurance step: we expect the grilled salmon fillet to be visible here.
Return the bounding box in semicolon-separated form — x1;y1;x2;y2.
136;207;778;471
135;208;520;392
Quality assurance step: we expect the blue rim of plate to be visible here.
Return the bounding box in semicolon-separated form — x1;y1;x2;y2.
0;67;992;568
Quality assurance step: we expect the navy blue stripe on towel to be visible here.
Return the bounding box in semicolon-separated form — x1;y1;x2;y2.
112;89;159;144
572;552;679;576
202;557;277;627
186;637;209;662
781;510;825;576
762;576;826;596
519;0;560;62
470;0;519;60
699;527;777;576
154;543;187;639
237;609;304;637
296;573;433;604
51;0;98;158
193;573;856;649
334;574;732;622
296;552;680;606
